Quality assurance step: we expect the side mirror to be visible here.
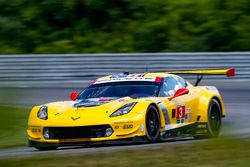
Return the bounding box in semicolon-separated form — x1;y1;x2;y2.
168;88;189;101
70;92;79;101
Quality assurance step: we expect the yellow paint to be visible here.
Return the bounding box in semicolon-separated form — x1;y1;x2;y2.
27;71;227;145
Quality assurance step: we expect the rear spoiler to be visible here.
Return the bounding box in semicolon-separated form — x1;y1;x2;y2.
166;68;236;86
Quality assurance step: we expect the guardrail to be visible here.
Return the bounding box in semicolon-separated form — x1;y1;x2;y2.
0;52;249;87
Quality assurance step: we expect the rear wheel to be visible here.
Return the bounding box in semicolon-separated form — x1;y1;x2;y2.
207;99;221;137
146;105;161;142
196;99;222;139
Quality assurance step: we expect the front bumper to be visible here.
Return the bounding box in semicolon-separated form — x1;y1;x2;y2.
27;118;146;145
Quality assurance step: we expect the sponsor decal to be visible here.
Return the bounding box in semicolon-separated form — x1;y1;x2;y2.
176;105;185;119
123;124;133;129
94;77;155;84
128;73;145;77
114;121;133;124
196;129;208;134
197;124;207;129
118;98;129;103
176;105;186;124
185;108;191;122
74;97;116;108
110;73;146;78
115;126;120;129
98;98;110;102
74;101;100;108
186;108;191;113
111;74;128;78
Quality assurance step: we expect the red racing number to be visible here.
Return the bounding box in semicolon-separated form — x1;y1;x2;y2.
176;105;185;119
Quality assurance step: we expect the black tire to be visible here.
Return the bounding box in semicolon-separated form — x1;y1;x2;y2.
207;99;222;137
35;146;58;151
146;105;161;142
196;99;222;139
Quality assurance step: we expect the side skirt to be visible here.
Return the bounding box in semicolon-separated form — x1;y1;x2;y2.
160;122;207;139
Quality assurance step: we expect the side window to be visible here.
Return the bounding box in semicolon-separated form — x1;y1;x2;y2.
174;76;187;88
159;77;178;97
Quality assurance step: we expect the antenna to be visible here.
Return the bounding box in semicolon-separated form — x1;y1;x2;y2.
123;71;129;75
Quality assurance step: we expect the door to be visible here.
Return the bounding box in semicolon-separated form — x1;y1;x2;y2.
159;76;199;131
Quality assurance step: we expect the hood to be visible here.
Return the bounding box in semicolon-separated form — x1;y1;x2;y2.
45;97;133;111
42;97;135;125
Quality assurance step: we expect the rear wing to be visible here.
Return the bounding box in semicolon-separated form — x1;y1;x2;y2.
166;68;236;86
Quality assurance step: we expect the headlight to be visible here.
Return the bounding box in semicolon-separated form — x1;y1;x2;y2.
110;102;136;117
37;106;48;120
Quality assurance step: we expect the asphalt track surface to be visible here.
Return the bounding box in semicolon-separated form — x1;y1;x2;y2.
0;81;250;159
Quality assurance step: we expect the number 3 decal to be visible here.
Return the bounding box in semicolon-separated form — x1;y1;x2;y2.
176;105;185;119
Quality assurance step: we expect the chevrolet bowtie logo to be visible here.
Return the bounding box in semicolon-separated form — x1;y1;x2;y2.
71;116;81;121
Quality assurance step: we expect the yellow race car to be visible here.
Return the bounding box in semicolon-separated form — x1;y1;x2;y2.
27;68;235;150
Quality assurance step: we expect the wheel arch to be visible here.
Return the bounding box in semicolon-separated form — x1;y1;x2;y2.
197;93;225;122
147;103;166;131
211;96;225;117
145;103;162;142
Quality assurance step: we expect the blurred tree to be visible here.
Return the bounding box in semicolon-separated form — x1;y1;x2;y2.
0;0;249;53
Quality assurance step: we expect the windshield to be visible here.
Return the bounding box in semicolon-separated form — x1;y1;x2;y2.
77;81;161;100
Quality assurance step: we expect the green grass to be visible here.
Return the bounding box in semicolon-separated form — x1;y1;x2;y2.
0;105;29;148
0;138;249;167
0;105;249;166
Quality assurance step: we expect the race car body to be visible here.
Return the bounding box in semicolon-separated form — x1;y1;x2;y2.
27;68;235;150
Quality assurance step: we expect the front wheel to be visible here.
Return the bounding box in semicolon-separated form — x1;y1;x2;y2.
146;105;161;142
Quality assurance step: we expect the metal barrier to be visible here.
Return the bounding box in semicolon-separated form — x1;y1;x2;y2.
0;52;249;87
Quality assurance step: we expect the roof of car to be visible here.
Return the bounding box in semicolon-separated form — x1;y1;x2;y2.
92;72;176;85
